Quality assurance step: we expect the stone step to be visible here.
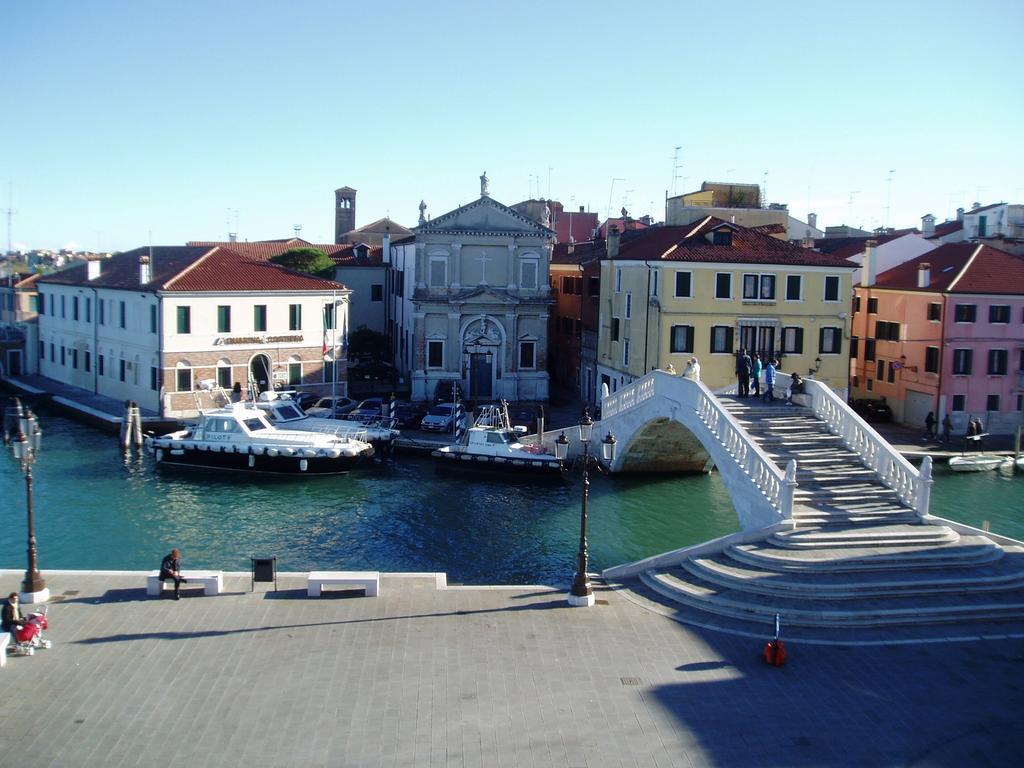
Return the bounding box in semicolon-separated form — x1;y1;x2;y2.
682;553;1024;598
769;524;958;548
727;537;1007;572
640;569;1024;628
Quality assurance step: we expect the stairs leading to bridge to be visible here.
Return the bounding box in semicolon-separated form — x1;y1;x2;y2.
612;396;1024;643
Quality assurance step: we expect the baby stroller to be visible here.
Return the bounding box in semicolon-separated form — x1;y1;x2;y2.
9;606;52;657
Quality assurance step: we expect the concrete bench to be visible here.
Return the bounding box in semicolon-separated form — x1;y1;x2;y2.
1;633;7;668
307;571;379;597
146;570;224;597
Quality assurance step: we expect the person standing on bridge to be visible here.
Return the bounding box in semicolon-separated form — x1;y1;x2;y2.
683;357;701;382
763;358;777;402
750;353;762;398
736;349;752;397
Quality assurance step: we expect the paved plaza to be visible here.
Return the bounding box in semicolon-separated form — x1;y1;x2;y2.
1;570;1022;767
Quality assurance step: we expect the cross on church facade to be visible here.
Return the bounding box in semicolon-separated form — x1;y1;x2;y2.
476;251;492;284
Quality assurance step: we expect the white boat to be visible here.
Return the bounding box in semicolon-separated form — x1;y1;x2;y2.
254;392;400;451
147;403;374;474
431;402;562;476
948;453;1004;472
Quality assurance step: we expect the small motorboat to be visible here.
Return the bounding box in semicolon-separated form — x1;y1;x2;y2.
253;391;399;453
147;403;374;474
948;453;1004;472
432;401;562;476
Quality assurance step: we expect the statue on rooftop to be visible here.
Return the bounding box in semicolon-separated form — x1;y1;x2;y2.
418;200;427;225
480;171;490;197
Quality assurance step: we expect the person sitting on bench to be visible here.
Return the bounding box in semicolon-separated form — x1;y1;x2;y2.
159;549;187;600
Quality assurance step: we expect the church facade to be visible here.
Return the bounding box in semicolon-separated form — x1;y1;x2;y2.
388;178;555;403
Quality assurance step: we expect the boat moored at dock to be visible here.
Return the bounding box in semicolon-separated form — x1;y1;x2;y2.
253;392;399;452
146;403;374;474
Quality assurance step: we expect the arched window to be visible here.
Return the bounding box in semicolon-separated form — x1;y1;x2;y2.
175;360;193;392
217;358;233;389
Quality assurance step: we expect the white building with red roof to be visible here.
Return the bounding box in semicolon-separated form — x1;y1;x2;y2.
36;246;351;417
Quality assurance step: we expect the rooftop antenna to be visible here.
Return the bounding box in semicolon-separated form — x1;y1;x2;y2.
547;166;553;200
762;170;769;209
726;168;735;181
607;178;625;221
293;224;302;238
4;183;16;256
671;146;683;196
884;169;895;229
528;173;534;200
848;190;860;226
226;207;238;242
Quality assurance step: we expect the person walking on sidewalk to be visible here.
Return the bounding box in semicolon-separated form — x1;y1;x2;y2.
923;411;936;441
941;414;952;443
736;349;752;397
159;549;187;600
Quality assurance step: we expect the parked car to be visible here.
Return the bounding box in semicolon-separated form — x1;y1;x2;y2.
850;398;893;423
275;391;319;411
345;397;387;423
306;396;358;418
508;404;542;435
434;380;465;404
421;403;468;433
394;401;427;429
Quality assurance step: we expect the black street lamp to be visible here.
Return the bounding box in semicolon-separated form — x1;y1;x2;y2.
554;410;617;607
10;410;48;603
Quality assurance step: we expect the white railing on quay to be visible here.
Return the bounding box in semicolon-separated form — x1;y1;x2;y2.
792;373;932;517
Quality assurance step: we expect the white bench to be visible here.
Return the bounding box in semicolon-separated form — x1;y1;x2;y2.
146;570;224;597
307;571;379;597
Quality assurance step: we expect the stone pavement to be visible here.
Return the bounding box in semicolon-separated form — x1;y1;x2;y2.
2;571;1022;767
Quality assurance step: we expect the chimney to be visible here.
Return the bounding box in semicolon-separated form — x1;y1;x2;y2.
801;236;815;249
87;254;102;280
917;262;931;288
139;254;151;285
382;230;391;264
808;212;817;230
921;214;935;237
956;207;965;221
579;205;584;213
228;232;237;243
607;225;620;259
861;239;878;287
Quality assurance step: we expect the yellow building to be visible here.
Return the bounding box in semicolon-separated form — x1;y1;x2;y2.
597;217;856;396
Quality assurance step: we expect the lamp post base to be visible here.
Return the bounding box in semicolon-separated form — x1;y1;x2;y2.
19;586;50;605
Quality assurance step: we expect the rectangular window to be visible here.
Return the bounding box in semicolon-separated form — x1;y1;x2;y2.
674;271;692;298
625;293;632;319
519;342;536;369
176;367;191;392
854;295;862;314
520;261;538;290
989;305;1010;324
611;317;620;342
864;338;876;362
712;229;733;246
150;366;159;391
217;305;231;333
429;258;446;287
615;269;622;293
954;304;977;323
149;305;157;333
98;354;104;376
978;216;988;237
952;348;973;375
98;300;105;325
952;394;966;412
38;341;44;360
49;343;54;362
119;359;126;382
867;297;878;314
876;360;885;381
928;302;941;321
875;321;900;341
710;325;734;354
782;326;804;354
987;349;1008;375
254;305;267;332
819;326;841;354
84;351;91;373
670;325;694;354
651;271;659;297
71;349;78;369
37;294;44;314
715;273;732;299
119;301;126;328
786;275;802;301
588;276;600;297
925;347;939;373
217;365;232;389
288;362;301;385
887;362;896;384
742;274;776;300
176;306;191;334
323;361;337;383
427;340;444;368
72;296;79;321
623;338;630;367
824;275;840;302
60;346;65;365
61;295;65;318
85;297;91;322
371;284;384;302
850;335;858;358
288;304;302;331
986;394;1000;411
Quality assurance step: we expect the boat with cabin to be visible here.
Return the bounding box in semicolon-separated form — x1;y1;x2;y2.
146;402;374;474
431;401;562;475
253;391;399;453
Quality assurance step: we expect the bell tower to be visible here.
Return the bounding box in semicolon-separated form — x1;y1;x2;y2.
334;186;356;243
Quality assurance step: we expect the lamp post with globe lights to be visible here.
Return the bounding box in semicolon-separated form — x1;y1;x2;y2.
554;410;616;607
10;410;48;604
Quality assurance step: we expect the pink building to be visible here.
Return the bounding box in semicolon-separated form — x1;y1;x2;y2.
851;243;1024;435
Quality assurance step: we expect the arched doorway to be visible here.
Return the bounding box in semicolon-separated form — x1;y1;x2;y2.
249;353;273;396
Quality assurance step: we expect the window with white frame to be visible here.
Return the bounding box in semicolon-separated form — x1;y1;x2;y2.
429;257;447;287
615;268;622;293
742;273;776;300
176;361;192;392
520;259;538;290
288;356;302;385
427;340;444;368
715;273;732;299
217;358;232;389
674;271;692;298
623;338;630;366
519;341;536;369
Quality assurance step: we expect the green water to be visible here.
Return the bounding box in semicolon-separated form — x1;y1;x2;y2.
1;411;1022;584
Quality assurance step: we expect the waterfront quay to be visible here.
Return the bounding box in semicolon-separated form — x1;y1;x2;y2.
2;570;1022;768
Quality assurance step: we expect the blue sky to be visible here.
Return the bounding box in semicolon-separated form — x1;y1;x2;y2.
3;0;1022;251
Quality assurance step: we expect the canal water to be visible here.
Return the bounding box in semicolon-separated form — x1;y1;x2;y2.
2;409;1022;585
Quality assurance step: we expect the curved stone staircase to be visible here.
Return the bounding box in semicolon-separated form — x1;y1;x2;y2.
613;397;1024;643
